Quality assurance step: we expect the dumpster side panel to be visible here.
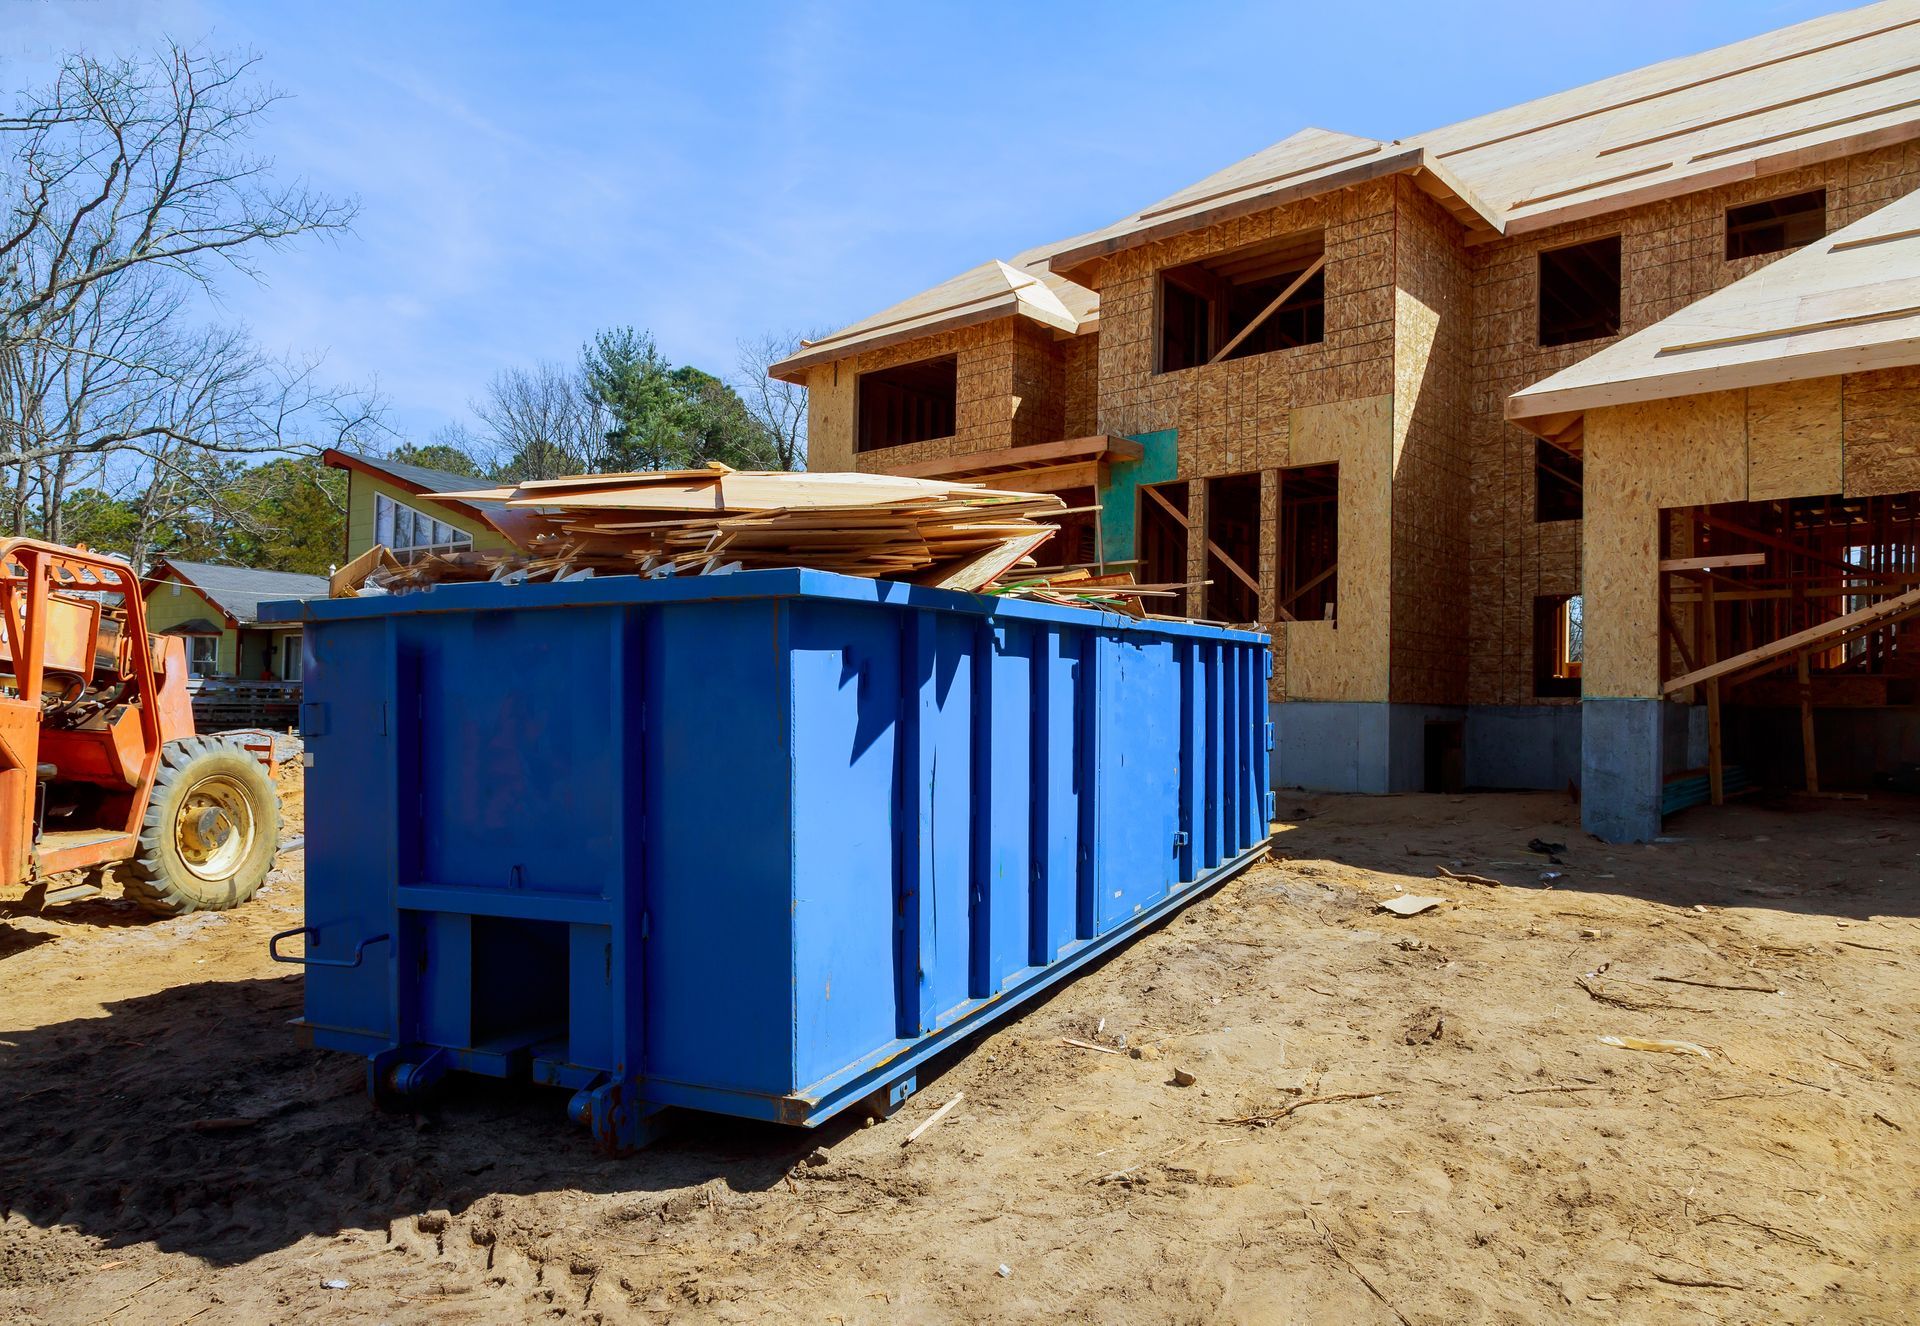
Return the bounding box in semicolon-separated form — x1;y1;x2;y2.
415;607;624;895
788;600;904;1092
975;619;1034;995
642;599;796;1095
301;616;401;1043
900;611;977;1033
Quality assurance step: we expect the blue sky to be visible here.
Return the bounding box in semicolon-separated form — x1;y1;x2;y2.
4;0;1843;444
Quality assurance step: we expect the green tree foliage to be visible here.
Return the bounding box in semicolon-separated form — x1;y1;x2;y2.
389;441;486;479
582;328;782;472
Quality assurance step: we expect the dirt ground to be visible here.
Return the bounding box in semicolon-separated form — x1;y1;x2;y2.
0;772;1916;1324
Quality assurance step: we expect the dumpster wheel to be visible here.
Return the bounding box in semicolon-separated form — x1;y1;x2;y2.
122;737;282;917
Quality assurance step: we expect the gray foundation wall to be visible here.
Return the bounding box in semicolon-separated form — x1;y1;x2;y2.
1463;705;1582;790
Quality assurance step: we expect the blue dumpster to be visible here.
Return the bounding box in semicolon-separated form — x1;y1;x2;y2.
263;569;1272;1150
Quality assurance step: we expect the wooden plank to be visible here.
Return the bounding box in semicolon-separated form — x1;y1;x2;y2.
1207;255;1327;366
1142;483;1261;600
1663;582;1920;693
880;436;1142;480
1797;653;1820;795
1659;552;1766;573
1703;577;1723;807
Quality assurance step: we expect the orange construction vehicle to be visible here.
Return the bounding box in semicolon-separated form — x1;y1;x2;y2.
0;539;280;915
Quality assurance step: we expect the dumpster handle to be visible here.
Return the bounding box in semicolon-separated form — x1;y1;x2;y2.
269;926;391;969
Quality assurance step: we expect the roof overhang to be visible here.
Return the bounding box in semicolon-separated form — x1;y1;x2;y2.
768;262;1083;384
1044;144;1504;285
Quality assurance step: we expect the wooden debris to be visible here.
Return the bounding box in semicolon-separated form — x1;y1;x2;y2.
347;467;1200;614
1059;1037;1127;1056
901;1092;965;1147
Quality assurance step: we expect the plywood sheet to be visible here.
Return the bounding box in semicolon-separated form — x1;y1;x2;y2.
1747;377;1842;501
1843;365;1920;497
1285;393;1392;702
1579;397;1745;699
806;363;855;473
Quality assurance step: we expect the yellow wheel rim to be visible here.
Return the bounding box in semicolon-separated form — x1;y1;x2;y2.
173;773;255;882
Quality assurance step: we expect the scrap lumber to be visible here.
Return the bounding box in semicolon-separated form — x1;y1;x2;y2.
356;467;1189;615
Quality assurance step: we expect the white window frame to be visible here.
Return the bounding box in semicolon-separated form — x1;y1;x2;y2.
188;636;219;678
375;492;473;562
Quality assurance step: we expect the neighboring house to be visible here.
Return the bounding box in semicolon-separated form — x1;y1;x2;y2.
322;448;519;563
772;2;1920;837
143;559;329;681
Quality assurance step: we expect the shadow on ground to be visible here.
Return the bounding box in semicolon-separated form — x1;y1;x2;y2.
1267;787;1920;922
0;973;909;1265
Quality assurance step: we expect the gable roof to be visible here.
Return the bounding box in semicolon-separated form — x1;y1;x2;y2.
768;249;1096;383
1047;1;1920;279
147;559;328;624
1508;185;1920;427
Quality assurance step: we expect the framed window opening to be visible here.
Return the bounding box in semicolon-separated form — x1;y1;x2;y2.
1536;439;1583;523
281;635;303;682
1276;463;1338;623
1533;594;1583;698
1137;481;1190;618
1537;236;1621;347
1726;189;1825;260
856;355;957;452
1204;472;1262;624
1156;230;1325;373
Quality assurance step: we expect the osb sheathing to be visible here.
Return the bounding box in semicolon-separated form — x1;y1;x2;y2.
1468;138;1920;708
1283;394;1393;704
1843;365;1920;497
803;319;1033;474
1582;370;1920;699
1062;332;1099;439
1092;179;1398;474
1090;180;1399;703
1389;180;1473;706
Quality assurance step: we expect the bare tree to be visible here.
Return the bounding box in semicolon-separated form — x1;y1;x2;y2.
0;41;377;554
734;330;814;471
471;360;611;481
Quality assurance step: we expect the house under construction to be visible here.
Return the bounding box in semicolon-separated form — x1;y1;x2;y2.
771;1;1920;842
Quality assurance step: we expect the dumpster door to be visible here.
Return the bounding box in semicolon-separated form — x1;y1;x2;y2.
1095;634;1180;932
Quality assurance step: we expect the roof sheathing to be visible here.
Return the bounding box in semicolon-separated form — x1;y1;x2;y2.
1043;1;1920;275
767;257;1091;383
1508;187;1920;425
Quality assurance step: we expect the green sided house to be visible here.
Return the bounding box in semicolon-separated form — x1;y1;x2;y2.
143;559;329;681
322;448;519;563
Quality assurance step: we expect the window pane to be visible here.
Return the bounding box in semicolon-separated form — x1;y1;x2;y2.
375;494;394;546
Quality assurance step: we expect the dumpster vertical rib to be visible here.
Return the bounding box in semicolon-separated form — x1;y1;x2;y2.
968;617;992;1001
1178;639;1199;883
1074;628;1099;941
1205;642;1224;869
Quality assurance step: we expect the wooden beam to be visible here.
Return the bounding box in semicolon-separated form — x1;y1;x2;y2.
1694;511;1898;583
1703;576;1723;807
1141;483;1263;603
1797;653;1820;795
1207;254;1327;366
1275;560;1337;616
1659;552;1766;573
883;435;1143;480
1663;582;1920;694
975;461;1102;492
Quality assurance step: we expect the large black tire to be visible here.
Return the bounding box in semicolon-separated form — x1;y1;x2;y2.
121;736;282;917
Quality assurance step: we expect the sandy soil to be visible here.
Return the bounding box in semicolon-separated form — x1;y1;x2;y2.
0;773;1916;1324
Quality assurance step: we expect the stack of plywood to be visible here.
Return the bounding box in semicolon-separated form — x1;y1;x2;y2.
358;466;1088;596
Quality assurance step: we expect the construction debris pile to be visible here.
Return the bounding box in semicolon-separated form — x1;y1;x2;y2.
334;466;1182;614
